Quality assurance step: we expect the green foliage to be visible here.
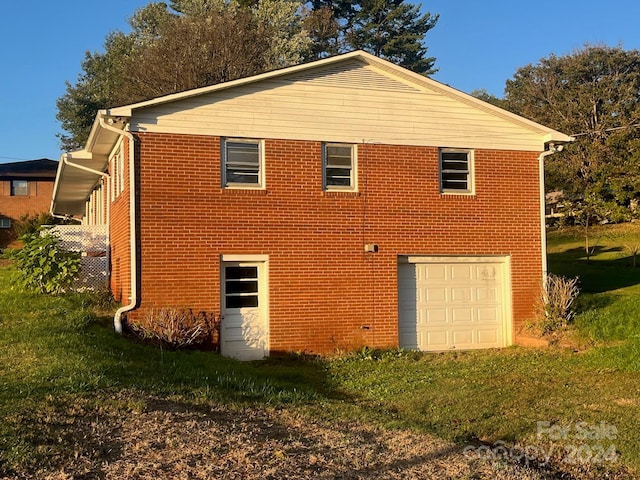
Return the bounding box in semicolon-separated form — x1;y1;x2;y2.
504;45;640;223
350;0;438;74
13;212;55;237
56;0;311;151
57;0;440;150
12;212;78;238
7;230;81;294
307;0;438;74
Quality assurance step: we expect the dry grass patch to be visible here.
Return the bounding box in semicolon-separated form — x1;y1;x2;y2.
1;391;555;480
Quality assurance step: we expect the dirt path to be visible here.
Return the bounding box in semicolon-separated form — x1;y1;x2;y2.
0;392;569;480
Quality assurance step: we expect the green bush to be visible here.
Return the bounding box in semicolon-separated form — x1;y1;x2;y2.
13;213;56;237
7;230;81;294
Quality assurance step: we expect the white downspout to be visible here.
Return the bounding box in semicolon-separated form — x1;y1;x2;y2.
99;117;137;334
538;143;564;281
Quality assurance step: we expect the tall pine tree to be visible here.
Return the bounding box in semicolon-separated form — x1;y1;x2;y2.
306;0;438;75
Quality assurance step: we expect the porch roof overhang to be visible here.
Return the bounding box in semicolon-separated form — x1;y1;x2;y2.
51;113;127;217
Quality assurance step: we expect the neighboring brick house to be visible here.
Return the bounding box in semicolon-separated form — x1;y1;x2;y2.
0;159;58;247
51;51;571;359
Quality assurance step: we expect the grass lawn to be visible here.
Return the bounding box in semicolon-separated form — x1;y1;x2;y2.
1;224;640;478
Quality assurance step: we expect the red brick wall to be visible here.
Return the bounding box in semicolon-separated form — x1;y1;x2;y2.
120;133;543;354
109;139;132;303
0;179;54;247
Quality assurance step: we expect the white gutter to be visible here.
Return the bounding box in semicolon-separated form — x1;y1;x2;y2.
538;143;565;280
53;152;111;227
98;116;137;334
50;153;107;216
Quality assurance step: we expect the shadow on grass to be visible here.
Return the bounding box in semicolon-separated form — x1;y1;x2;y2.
548;246;640;293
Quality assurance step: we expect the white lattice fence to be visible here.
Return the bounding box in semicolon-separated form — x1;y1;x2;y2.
47;225;108;291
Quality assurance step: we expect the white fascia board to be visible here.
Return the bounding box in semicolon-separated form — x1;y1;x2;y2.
104;49;572;145
106;51;369;118
359;54;573;143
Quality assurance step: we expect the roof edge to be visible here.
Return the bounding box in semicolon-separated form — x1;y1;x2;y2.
107;51;369;117
105;50;571;143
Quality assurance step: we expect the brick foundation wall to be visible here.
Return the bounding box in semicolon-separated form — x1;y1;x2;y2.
119;133;543;354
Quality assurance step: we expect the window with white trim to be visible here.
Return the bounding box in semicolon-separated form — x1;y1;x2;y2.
440;148;474;194
110;146;124;200
323;143;356;191
223;139;264;188
0;218;11;229
11;180;29;196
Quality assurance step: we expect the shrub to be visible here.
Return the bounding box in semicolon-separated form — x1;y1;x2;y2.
6;229;81;294
13;212;56;237
128;307;220;350
538;273;580;335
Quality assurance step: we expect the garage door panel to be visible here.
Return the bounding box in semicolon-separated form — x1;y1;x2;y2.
398;257;509;352
451;264;473;281
451;308;473;323
477;287;500;302
425;330;449;348
476;265;499;282
422;286;447;303
477;328;499;345
422;264;446;280
451;287;472;302
423;308;448;325
451;329;474;346
477;307;501;323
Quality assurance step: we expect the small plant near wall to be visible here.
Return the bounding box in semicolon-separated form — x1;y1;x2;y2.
128;308;220;350
537;273;580;336
5;229;81;294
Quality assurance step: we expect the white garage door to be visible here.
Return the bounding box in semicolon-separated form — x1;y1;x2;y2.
398;256;511;351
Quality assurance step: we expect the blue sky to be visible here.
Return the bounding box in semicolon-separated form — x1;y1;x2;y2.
1;1;639;163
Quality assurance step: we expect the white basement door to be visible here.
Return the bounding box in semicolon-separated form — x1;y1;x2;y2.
398;257;511;351
221;260;268;360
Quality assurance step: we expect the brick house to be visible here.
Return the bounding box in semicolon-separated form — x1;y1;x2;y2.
0;159;58;247
51;51;571;359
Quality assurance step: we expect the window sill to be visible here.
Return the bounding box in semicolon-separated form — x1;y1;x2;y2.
439;192;477;199
322;190;361;198
221;188;269;195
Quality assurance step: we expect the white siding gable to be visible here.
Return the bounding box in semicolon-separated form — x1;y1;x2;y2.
129;59;549;151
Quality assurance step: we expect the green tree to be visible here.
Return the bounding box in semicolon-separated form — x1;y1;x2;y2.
350;0;437;74
57;0;310;151
305;0;438;75
56;32;137;152
470;89;506;108
504;45;640;224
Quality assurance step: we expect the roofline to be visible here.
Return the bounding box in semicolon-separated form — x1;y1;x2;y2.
103;50;571;144
106;51;370;117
